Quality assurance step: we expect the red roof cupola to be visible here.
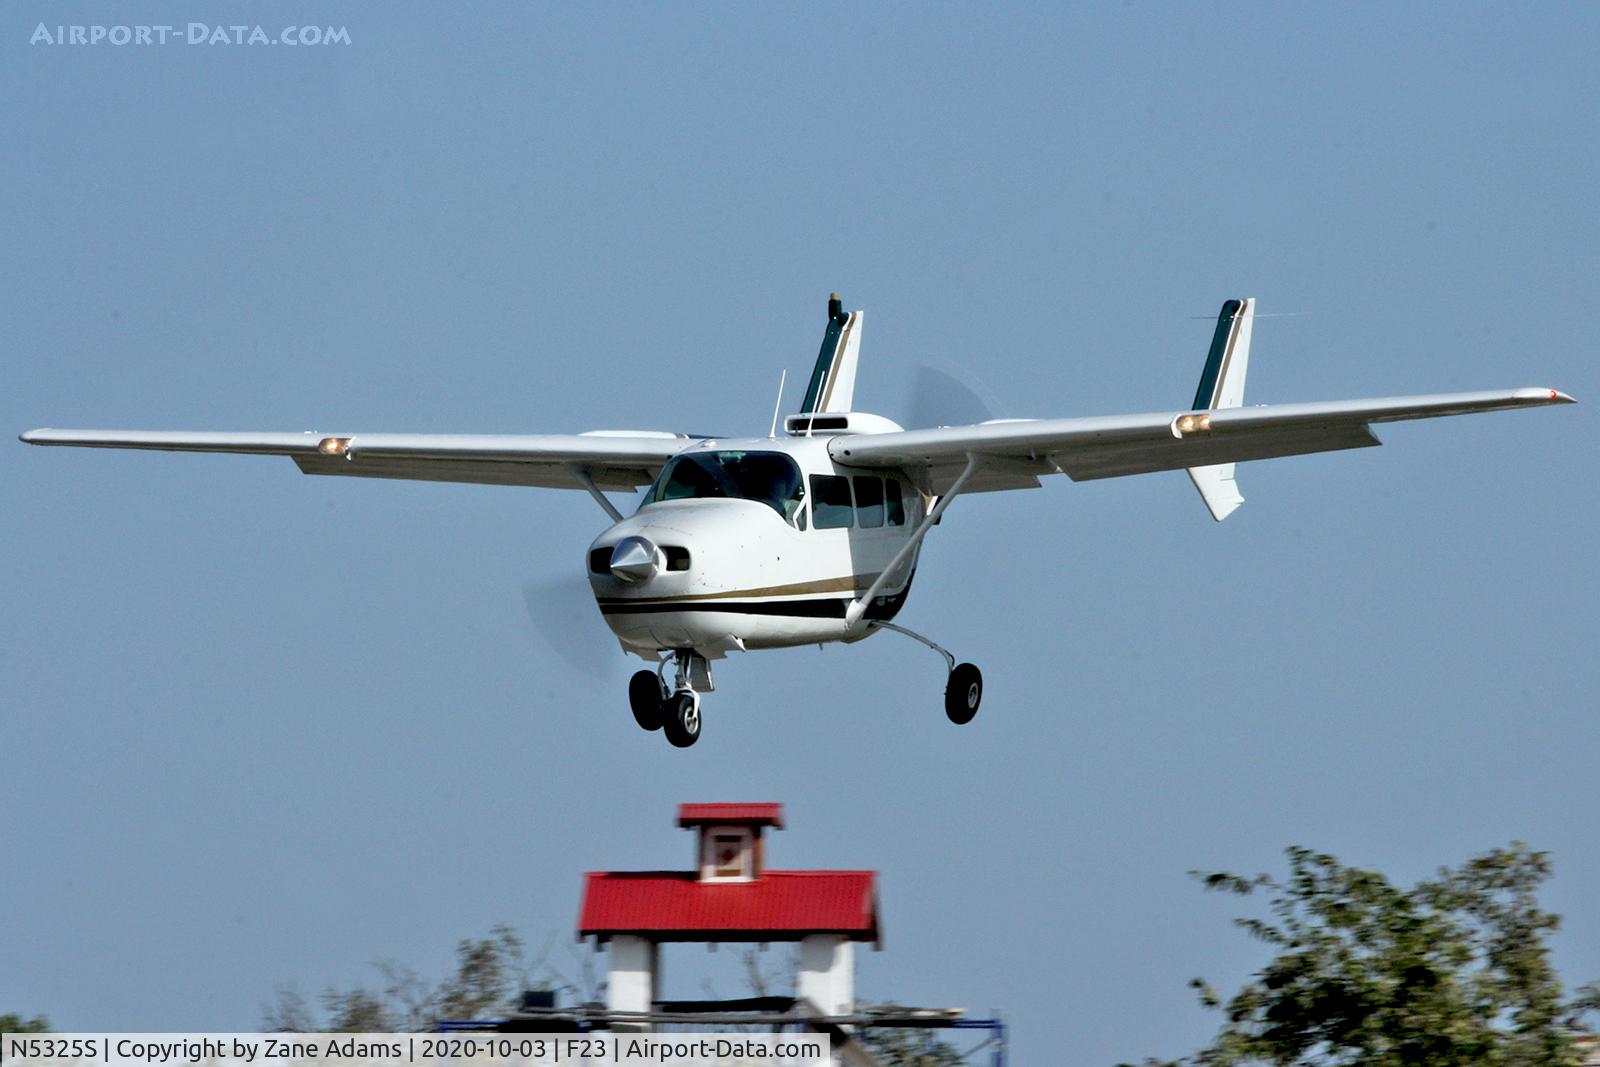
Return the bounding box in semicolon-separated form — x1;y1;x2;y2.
578;802;880;946
677;802;784;828
676;802;782;883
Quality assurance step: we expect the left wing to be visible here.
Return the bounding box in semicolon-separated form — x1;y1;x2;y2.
18;428;696;491
829;388;1574;497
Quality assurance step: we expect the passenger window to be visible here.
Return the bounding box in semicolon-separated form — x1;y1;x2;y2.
854;476;884;528
810;475;853;529
886;479;906;526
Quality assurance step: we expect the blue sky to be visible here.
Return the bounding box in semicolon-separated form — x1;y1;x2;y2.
4;4;1597;1063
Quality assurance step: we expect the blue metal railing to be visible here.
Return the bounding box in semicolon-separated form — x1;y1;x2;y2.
435;1013;1006;1066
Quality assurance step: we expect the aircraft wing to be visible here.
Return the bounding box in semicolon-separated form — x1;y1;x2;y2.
18;428;697;491
828;388;1574;496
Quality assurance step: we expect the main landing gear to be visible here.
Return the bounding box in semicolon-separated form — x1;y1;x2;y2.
870;621;983;724
628;650;711;748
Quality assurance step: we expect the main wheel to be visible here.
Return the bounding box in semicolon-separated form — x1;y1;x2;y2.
628;670;665;731
944;662;982;724
663;691;702;748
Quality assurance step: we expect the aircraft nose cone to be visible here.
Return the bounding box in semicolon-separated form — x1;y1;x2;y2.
609;535;660;584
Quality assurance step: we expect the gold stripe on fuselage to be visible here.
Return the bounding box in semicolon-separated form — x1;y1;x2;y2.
598;572;883;606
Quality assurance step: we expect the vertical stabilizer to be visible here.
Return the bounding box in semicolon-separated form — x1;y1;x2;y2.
1189;463;1245;522
800;293;864;414
1187;297;1255;521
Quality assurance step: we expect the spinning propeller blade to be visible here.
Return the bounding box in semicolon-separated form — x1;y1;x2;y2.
904;363;1001;429
520;574;625;682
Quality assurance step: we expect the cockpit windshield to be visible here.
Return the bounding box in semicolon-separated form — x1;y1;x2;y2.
641;450;805;524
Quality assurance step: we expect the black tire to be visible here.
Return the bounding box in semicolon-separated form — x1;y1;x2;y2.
628;670;665;731
663;692;702;748
945;662;982;724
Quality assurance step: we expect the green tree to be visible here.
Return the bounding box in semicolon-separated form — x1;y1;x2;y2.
435;925;526;1021
322;988;392;1032
0;1015;51;1033
1127;843;1600;1067
261;987;314;1032
859;1025;966;1067
262;924;537;1032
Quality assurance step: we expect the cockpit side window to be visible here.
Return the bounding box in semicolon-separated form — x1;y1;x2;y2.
810;474;854;529
641;451;806;524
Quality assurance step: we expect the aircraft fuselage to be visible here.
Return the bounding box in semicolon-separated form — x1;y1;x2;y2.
585;432;924;659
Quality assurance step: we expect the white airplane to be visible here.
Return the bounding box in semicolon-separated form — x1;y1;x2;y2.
22;295;1573;747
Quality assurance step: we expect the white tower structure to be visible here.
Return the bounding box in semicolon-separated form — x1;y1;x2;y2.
579;803;880;1030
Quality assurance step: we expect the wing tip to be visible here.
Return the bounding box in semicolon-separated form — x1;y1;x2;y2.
20;429;48;444
1519;387;1576;405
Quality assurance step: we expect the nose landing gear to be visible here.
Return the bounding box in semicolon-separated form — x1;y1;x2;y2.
870;621;983;725
628;650;711;748
663;689;702;748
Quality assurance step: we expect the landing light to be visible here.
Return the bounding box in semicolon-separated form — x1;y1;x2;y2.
318;436;351;456
1175;414;1212;434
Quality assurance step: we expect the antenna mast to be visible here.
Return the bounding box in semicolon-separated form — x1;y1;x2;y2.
768;369;787;438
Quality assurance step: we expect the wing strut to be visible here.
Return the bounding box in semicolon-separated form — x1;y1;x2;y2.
844;454;980;627
565;464;625;522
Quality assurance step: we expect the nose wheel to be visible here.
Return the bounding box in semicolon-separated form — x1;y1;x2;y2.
628;670;666;731
663;690;702;748
870;621;983;725
629;652;710;748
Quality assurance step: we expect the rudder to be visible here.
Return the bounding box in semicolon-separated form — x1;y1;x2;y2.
1187;297;1255;521
800;292;864;414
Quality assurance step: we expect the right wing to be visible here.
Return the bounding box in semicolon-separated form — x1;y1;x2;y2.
829;388;1574;497
18;428;697;491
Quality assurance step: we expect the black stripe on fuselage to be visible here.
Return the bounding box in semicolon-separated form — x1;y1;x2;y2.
598;579;913;623
1191;298;1243;411
601;598;847;618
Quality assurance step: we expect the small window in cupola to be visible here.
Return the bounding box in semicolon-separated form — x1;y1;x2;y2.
702;827;755;882
677;803;783;884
